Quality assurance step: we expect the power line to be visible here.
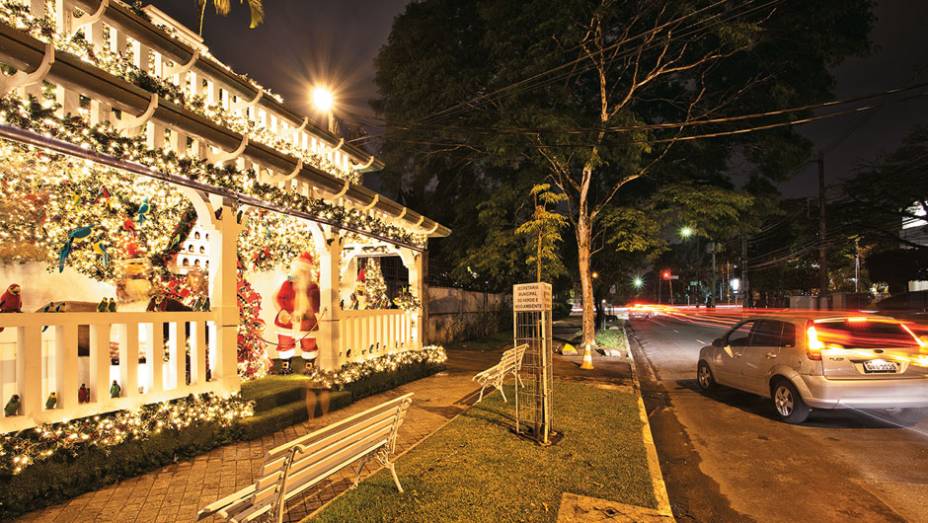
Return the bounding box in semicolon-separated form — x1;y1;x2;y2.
355;0;783;145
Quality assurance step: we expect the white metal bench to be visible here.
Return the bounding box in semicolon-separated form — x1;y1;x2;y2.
473;344;527;403
197;393;414;523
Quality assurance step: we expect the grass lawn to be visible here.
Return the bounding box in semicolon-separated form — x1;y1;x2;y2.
311;380;656;523
240;374;313;401
595;325;629;351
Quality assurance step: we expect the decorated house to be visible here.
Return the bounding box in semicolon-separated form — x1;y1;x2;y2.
0;0;449;436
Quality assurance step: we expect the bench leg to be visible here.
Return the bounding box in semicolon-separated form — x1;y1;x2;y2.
376;449;405;494
477;385;486;404
385;461;404;494
352;455;372;489
498;382;507;402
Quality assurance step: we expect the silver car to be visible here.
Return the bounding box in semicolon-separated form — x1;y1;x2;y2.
696;315;928;423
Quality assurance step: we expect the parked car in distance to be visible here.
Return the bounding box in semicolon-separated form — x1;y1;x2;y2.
875;290;928;323
697;315;928;424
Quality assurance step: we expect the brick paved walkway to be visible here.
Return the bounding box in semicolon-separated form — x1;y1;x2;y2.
18;339;634;523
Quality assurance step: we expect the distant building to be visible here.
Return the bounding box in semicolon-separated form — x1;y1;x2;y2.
901;204;928;247
902;204;928;291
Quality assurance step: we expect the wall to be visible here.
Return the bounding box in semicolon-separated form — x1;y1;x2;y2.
426;287;506;344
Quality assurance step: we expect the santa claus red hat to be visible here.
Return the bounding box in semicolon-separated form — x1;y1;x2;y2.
295;251;314;268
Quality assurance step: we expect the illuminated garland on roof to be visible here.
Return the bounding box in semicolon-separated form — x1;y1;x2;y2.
0;1;355;181
0;95;425;247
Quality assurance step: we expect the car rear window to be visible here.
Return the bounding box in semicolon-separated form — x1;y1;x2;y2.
814;320;919;349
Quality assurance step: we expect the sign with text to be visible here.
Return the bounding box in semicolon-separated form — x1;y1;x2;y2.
513;282;553;312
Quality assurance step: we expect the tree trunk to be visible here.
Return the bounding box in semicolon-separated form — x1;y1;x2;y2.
577;217;595;346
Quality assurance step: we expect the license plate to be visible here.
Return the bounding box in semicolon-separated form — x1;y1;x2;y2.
863;359;897;373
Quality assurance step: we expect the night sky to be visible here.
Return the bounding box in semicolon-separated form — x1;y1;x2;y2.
151;0;928;198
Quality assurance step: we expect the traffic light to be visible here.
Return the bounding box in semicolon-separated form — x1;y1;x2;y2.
662;270;671;280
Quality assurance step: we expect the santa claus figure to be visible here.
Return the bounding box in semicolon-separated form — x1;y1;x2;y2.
274;252;321;374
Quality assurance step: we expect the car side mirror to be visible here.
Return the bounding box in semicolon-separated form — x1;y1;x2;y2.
712;338;724;348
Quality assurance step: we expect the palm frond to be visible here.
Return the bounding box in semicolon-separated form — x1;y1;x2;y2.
243;0;264;29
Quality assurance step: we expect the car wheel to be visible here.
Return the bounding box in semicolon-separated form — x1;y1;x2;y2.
696;361;716;393
771;379;810;424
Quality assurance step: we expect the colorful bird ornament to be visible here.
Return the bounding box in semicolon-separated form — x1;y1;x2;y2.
92;241;109;267
137;198;150;224
58;226;93;272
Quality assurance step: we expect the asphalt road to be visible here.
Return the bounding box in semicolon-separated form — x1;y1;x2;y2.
630;314;928;523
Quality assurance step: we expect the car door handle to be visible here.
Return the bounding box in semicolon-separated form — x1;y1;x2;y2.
765;352;777;359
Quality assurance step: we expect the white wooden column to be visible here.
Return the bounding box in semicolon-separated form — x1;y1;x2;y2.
400;248;426;348
17;326;42;418
317;229;342;370
54;323;78;410
207;201;243;389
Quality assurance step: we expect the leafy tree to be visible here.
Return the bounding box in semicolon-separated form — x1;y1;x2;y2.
196;0;264;35
375;0;874;345
517;184;568;282
840;126;928;250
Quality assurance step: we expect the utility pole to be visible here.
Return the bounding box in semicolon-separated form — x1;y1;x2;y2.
741;236;751;307
657;273;662;304
818;151;829;296
709;242;717;307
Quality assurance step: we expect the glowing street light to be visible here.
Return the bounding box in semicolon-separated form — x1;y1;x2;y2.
310;85;336;133
311;85;334;113
592;271;599;280
679;226;694;239
632;276;644;289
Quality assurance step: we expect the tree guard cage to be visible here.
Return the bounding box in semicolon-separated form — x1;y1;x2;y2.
512;282;555;445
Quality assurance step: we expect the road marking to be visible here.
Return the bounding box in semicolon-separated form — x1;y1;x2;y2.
696;339;706;345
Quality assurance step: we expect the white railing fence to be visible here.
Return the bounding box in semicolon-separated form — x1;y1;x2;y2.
336;309;420;366
0;311;225;433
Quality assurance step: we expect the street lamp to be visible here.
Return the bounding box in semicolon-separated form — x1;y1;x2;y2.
592;271;599;280
632;276;644;289
679;226;694;239
310;85;336;133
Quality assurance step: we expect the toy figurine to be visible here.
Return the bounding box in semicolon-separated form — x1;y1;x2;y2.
46;392;57;409
78;384;90;403
5;394;21;416
109;380;121;398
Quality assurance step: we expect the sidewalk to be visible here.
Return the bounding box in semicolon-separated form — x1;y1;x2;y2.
17;350;500;523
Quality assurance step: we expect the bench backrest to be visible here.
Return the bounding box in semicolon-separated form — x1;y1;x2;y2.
241;393;414;521
500;344;527;372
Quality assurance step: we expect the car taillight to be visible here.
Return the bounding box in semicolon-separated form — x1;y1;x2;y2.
806;325;823;361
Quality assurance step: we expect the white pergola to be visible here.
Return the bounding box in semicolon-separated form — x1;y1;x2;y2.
0;0;449;433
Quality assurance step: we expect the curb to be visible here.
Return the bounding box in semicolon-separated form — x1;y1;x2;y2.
621;323;674;518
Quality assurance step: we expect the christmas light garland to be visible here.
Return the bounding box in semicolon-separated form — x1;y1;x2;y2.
392;286;422;311
304;346;447;390
0;96;424;248
0;139;195;280
238;208;318;272
0;0;355;181
237;262;270;380
0;392;254;475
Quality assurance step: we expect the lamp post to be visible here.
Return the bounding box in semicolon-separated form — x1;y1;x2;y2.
311;85;336;133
